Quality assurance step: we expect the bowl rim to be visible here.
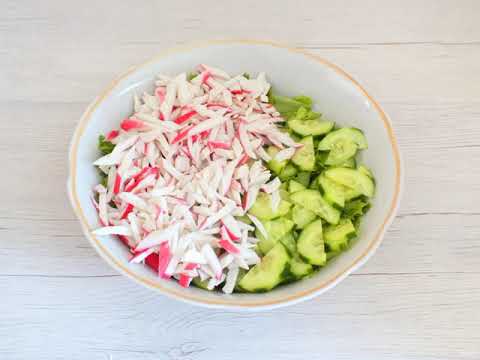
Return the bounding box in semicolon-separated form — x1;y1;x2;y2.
67;39;403;310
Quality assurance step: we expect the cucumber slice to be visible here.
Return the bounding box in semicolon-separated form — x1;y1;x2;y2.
295;171;311;187
324;219;356;251
289;180;306;193
324;167;375;198
267;146;287;174
324;139;358;166
279;232;296;254
290;189;341;224
280;232;314;280
337;157;356;169
238;242;291;292
318;127;368;151
358;165;374;179
256;218;295;254
279;188;290;201
292;136;315;171
288;117;334;136
297;220;326;265
236;215;252;225
289;255;314;278
344;187;362;201
279;163;298;181
292;204;317;229
319;175;346;208
192;277;209;290
326;251;341;261
233;268;248;293
248;192;292;220
309;175;321;190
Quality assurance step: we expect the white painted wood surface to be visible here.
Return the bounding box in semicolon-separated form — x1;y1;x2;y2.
2;1;480;359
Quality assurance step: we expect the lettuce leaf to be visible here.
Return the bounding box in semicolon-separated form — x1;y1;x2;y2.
293;106;321;121
342;198;371;229
268;89;321;120
269;94;311;118
98;135;115;155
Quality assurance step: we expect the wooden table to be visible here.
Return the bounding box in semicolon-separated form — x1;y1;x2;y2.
2;1;479;359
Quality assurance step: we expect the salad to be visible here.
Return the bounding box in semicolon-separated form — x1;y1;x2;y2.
92;64;375;293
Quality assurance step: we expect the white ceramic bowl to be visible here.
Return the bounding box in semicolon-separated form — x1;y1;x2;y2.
68;40;403;310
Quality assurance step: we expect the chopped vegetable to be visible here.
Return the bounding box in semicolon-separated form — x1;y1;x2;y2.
98;135;115;155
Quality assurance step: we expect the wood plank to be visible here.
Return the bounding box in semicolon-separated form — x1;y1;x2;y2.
1;273;479;360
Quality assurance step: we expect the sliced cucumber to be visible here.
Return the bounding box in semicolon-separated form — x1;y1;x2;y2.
318;127;368;151
324;219;356;251
324;139;358;166
238;242;291;292
256;218;295;254
279;232;296;254
289;255;314;278
280;232;314;280
289;180;306;193
279;188;290;201
248;192;292;220
326;251;341;261
279;163;298;181
192;277;209;290
292;204;317;229
309;175;321;190
290;189;341;224
297;220;326;265
295;171;311;187
236;215;252;225
233;269;248;293
324;167;375;198
288;117;334;136
292;136;315;171
319;175;346;208
358;165;374;179
337;157;356;169
267;146;287;175
344;186;362;201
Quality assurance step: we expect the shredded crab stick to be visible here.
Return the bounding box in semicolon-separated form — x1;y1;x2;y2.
92;65;300;294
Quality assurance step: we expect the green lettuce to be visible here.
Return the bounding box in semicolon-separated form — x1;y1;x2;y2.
98;135;115;155
269;90;321;120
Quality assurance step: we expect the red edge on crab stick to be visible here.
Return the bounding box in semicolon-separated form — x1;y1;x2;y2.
120;118;144;131
174;110;197;125
106;130;119;141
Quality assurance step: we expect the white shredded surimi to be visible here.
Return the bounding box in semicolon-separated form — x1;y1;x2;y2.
201;243;222;279
135;225;178;251
93;226;132;236
274;147;296;162
270;189;281;212
130;246;158;264
118;192;148;210
261;177;281;194
92;65;298;292
247;214;268;239
222;266;239;294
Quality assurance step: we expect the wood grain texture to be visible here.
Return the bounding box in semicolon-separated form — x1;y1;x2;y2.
1;1;480;359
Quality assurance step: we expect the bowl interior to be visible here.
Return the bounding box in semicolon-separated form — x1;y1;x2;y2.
69;41;401;309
